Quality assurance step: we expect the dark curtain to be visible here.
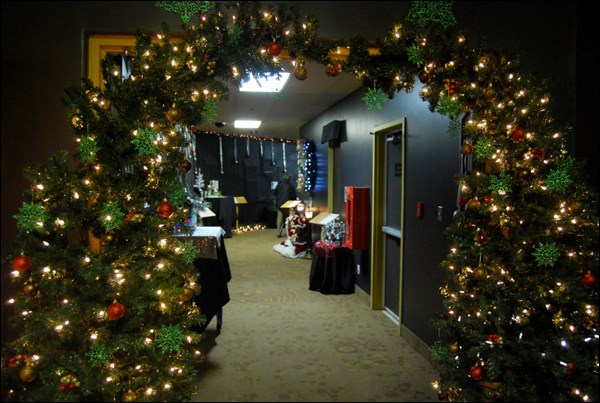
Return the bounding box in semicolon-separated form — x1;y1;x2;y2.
196;133;298;225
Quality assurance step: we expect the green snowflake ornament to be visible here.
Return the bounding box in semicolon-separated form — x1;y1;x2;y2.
156;1;216;23
156;325;185;353
473;137;495;161
407;43;425;67
545;157;574;194
168;180;188;207
363;87;388;110
99;202;125;232
132;128;159;156
201;99;218;124
180;240;198;265
488;170;512;194
14;202;48;232
532;242;560;267
407;1;457;29
78;136;99;163
436;94;461;118
87;343;113;368
430;342;450;362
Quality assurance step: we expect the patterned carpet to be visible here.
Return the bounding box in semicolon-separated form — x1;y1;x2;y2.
191;228;440;402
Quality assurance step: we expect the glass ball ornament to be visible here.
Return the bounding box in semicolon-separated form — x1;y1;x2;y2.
267;41;283;57
166;106;182;124
19;365;37;383
23;282;39;297
469;365;483;381
12;255;33;273
70;114;84;129
157;201;174;218
107;301;125;320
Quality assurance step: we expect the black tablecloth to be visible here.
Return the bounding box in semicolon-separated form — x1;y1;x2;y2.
309;241;355;294
193;237;231;332
204;196;236;238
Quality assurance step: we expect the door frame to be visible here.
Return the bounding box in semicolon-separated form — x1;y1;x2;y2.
370;118;405;321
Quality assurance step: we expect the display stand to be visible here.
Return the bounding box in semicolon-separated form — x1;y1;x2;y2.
280;199;302;216
233;196;247;231
309;212;339;242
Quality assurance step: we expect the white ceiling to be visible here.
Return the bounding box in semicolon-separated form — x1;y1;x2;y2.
193;58;363;139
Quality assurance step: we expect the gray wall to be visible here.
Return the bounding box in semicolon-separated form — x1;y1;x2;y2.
301;83;458;345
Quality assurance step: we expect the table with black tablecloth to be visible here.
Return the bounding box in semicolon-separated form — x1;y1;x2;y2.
203;196;236;238
309;241;355;294
172;227;231;332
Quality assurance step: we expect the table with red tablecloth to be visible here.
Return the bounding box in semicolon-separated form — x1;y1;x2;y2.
309;241;355;294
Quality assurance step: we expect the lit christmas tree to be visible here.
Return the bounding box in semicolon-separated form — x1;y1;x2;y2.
399;3;600;402
0;2;357;401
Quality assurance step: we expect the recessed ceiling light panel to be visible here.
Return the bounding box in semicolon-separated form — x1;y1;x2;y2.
234;120;262;129
239;72;290;93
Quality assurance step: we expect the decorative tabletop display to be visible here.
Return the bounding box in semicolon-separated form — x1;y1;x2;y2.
273;202;309;258
321;217;346;246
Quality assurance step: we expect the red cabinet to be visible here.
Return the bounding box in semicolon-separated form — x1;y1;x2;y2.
345;187;370;250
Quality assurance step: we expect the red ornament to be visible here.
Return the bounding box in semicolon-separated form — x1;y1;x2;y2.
475;229;488;244
487;334;500;343
531;148;545;160
511;127;526;142
566;361;575;375
469;365;484;381
12;255;33;273
157;201;174;218
582;273;596;287
326;63;341;77
267;41;283;57
107;302;125;320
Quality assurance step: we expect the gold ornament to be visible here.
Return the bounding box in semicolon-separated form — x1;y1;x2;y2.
23;282;40;297
19;365;37;383
70;114;84;129
146;172;159;189
123;390;138;402
166;106;182;124
460;141;473;155
448;342;460;354
294;57;308;80
143;243;157;258
473;265;487;281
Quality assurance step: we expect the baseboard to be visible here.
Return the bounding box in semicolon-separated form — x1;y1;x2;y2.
355;285;439;371
400;324;440;371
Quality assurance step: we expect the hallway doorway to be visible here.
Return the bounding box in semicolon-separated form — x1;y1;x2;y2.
370;118;405;326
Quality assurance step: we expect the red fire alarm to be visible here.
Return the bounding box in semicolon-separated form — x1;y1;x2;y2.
416;202;424;218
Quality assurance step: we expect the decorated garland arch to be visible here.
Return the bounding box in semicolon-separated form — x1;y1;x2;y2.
3;1;597;402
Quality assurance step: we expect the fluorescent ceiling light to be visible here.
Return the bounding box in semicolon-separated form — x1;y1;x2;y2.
240;72;290;92
234;120;262;129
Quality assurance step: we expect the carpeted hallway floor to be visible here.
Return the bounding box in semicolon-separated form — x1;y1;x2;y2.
191;228;440;402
